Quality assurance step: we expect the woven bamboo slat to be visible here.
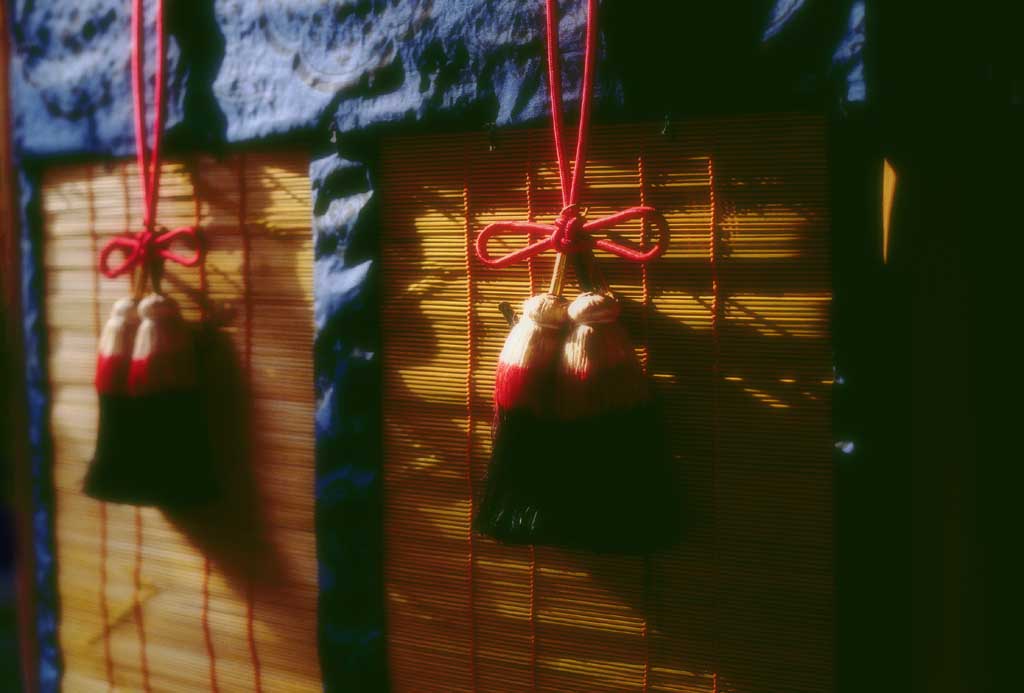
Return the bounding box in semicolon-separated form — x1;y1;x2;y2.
41;153;320;692
379;116;833;692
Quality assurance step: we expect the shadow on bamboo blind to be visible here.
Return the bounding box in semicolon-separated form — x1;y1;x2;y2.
379;116;832;692
41;153;320;692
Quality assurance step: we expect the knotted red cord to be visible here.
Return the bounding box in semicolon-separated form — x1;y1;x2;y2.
475;0;668;270
99;226;202;278
98;0;202;282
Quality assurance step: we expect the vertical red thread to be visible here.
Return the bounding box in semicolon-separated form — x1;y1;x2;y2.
463;158;479;692
88;165;116;691
708;154;722;693
526;165;537;294
201;558;219;692
238;153;264;693
246;582;262;693
127;152;151;693
524;158;539;691
133;507;151;692
637;155;652;370
97;503;112;687
194;169;221;693
637;153;653;693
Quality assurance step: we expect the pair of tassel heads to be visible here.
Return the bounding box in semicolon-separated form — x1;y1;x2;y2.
475;245;678;554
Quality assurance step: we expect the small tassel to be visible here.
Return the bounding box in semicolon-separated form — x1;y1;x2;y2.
84;298;141;501
554;292;678;553
128;293;199;396
560;292;648;418
475;293;569;544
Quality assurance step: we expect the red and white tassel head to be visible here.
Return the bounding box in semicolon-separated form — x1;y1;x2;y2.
95;297;139;395
128;293;198;396
494;293;569;415
560;291;648;419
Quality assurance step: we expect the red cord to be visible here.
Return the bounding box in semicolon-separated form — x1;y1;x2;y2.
475;0;668;271
463;163;479;692
102;0;202;279
131;0;165;231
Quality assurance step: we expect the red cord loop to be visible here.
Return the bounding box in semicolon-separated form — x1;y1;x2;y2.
97;0;206;283
474;0;669;272
99;227;203;279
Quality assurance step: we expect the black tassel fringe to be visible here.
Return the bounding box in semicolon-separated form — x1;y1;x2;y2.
475;402;680;554
84;390;219;508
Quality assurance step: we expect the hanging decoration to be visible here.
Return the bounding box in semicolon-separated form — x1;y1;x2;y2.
84;0;214;507
474;0;676;552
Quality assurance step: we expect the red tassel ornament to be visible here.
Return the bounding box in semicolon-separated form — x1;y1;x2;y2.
476;292;569;543
473;0;674;551
86;0;213;507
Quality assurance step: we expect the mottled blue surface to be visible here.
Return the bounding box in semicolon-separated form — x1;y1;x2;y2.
7;0;865;158
310;155;386;691
8;0;595;158
8;1;865;690
17;168;61;693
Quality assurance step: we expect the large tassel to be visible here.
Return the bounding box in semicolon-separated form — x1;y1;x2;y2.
555;291;678;553
88;293;217;507
84;298;141;501
475;292;569;544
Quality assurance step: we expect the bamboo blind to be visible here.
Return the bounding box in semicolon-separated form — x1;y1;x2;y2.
379;116;833;692
41;153;320;692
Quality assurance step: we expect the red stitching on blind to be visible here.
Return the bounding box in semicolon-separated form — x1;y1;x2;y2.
195;183;208;318
133;507;152;692
201;558;219;692
193;173;221;693
463;161;479;692
247;581;262;693
524;157;539;691
637;153;653;693
526;165;537;294
708;154;722;693
238;153;264;693
88;164;116;691
126;223;149;692
99;506;114;690
637;154;652;369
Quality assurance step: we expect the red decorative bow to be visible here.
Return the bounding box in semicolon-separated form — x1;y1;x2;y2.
474;0;668;272
475;204;669;269
99;227;203;279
